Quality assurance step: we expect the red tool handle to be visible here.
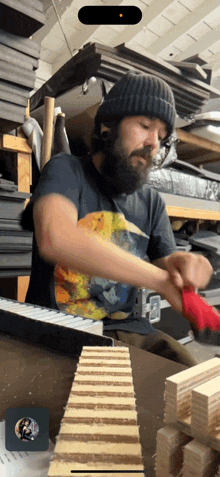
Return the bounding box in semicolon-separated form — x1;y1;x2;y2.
182;286;220;332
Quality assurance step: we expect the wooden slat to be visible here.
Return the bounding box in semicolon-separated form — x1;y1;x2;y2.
166;205;220;221
48;346;144;477
177;129;220;154
156;359;220;476
16;123;31;302
17;152;31;193
41;96;54;171
0;134;31;153
17;276;30;302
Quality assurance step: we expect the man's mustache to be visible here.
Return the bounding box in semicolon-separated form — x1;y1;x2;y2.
130;146;153;162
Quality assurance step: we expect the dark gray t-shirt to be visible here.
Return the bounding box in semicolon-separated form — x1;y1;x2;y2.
21;153;177;334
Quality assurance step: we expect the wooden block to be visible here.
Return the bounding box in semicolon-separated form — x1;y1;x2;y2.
164;358;220;425
191;376;220;440
182;440;218;477
155;426;192;477
17;152;31;193
17;276;30;302
1;135;32;153
47;346;144;477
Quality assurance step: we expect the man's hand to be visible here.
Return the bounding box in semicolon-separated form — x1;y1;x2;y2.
162;278;184;314
164;251;213;290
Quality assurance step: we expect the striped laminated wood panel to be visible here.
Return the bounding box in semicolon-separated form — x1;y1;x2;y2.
48;346;145;477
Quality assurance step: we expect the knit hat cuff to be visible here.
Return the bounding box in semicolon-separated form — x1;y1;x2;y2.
96;93;175;137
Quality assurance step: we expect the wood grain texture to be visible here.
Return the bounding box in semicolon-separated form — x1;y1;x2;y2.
47;346;144;477
156;358;220;476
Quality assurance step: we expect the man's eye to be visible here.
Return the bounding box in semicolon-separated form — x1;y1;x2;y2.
141;124;149;129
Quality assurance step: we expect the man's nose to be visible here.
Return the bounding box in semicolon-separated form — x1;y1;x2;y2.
144;129;160;151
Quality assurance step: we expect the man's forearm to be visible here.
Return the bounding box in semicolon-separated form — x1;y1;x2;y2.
41;223;170;294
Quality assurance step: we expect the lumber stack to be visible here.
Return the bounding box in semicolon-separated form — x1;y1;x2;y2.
0;0;45;133
155;358;220;476
47;346;144;477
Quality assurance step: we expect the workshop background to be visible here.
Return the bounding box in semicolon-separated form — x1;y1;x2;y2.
1;0;220;364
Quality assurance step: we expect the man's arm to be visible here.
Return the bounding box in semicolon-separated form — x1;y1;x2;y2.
152;256;169;271
33;193;171;296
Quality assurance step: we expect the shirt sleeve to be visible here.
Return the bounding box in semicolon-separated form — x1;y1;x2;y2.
20;153;82;231
147;189;177;262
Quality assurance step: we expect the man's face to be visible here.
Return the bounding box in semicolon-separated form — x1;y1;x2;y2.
98;116;167;195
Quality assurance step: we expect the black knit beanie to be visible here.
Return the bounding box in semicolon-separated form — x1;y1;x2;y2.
95;71;176;140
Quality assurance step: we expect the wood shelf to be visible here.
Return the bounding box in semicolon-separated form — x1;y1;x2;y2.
176;128;220;167
163;130;220;221
160;191;220;220
0;131;32;302
166;205;220;221
0;134;32;154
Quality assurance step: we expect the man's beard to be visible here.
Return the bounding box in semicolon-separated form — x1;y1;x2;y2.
99;126;155;196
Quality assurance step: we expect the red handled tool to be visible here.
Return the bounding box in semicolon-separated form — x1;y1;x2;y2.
182;286;220;345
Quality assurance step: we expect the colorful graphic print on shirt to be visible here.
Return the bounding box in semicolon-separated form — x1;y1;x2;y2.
54;211;149;320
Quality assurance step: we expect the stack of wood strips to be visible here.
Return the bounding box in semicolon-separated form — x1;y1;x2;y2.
182;440;218;477
155;358;220;476
0;0;45;133
156;427;191;477
47;346;144;477
164;358;220;426
191;375;220;439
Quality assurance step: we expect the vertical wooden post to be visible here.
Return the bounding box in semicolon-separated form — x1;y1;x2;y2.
41;96;55;171
17;99;31;302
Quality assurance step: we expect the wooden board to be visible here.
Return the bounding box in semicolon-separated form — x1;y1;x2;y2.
0;134;32;153
163;358;220;453
0;0;45;37
156;427;220;477
47;346;144;477
156;359;220;476
176;129;220;167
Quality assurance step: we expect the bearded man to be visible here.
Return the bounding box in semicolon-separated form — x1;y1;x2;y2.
21;71;213;366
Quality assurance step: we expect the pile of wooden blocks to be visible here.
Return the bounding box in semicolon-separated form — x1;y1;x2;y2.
155;357;220;476
0;0;45;132
47;346;144;477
